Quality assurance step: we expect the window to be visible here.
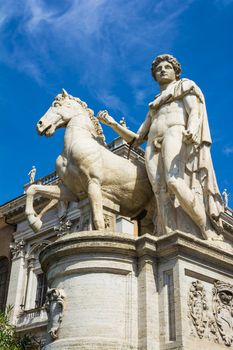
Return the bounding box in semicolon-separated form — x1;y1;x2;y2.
35;273;47;308
0;257;10;311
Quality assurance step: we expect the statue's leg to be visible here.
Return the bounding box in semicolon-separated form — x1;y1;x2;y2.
57;201;69;220
145;142;176;235
162;127;208;238
87;179;105;230
26;184;76;232
138;197;157;235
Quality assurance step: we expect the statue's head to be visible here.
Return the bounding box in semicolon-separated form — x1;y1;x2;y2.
151;54;181;82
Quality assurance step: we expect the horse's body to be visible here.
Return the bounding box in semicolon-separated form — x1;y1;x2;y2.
26;90;154;233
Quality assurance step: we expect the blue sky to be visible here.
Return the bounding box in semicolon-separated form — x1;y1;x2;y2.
0;0;232;207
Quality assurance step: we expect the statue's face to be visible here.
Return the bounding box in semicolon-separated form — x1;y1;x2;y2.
155;61;176;84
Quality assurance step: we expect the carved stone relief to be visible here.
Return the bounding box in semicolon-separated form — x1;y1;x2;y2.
188;280;208;338
45;288;65;341
54;218;72;237
212;280;233;347
10;239;26;259
104;213;115;231
188;279;233;347
208;317;220;344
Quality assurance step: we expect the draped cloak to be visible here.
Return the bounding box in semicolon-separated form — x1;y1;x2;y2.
138;78;223;220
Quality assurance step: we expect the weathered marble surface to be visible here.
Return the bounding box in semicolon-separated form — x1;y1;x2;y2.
98;54;223;240
39;230;233;350
25;91;154;235
23;54;231;350
40;231;140;350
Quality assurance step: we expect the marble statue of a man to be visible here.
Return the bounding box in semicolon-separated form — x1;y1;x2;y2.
28;165;36;184
98;54;223;239
222;189;229;208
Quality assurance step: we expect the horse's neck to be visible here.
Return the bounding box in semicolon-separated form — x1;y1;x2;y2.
67;112;92;129
63;113;95;154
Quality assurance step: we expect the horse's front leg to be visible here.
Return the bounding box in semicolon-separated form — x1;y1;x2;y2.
87;180;105;230
25;184;43;232
26;184;76;232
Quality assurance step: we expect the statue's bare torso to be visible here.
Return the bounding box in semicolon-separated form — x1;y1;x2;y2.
148;100;187;142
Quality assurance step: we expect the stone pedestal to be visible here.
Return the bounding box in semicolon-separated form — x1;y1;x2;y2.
40;231;233;350
40;232;139;350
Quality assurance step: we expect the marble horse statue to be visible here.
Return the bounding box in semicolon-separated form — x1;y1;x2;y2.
25;90;154;234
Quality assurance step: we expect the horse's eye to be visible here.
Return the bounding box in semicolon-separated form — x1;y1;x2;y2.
53;102;60;107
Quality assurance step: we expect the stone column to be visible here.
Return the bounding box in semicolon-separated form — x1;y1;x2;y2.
6;239;27;323
40;231;138;350
24;256;37;309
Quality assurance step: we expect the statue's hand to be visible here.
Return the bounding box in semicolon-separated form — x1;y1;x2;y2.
183;127;199;145
97;110;117;126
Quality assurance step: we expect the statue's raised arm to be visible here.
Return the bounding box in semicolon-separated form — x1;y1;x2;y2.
97;110;139;144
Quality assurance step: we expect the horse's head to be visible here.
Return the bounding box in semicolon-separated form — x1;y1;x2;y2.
37;89;86;137
37;89;106;145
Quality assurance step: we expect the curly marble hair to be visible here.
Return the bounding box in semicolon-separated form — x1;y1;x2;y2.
151;54;181;81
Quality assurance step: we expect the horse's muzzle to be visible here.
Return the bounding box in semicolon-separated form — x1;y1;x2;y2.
37;121;52;136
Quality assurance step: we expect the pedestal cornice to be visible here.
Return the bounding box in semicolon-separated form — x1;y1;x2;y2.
155;231;233;270
40;230;233;272
40;231;137;272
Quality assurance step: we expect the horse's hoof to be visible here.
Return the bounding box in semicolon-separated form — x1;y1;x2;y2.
30;219;43;233
28;215;42;233
31;220;42;233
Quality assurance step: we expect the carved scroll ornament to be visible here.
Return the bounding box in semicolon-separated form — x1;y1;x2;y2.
212;280;233;347
188;280;208;338
45;288;65;341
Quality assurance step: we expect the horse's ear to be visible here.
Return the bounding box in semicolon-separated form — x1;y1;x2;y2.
62;88;68;97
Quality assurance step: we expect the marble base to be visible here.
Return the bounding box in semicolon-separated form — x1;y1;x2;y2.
39;231;233;350
40;232;140;350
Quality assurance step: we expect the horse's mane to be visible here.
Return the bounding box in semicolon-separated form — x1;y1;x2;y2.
56;93;106;146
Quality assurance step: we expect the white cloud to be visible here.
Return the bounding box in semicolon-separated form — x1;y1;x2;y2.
96;91;129;116
25;0;56;33
0;0;194;108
